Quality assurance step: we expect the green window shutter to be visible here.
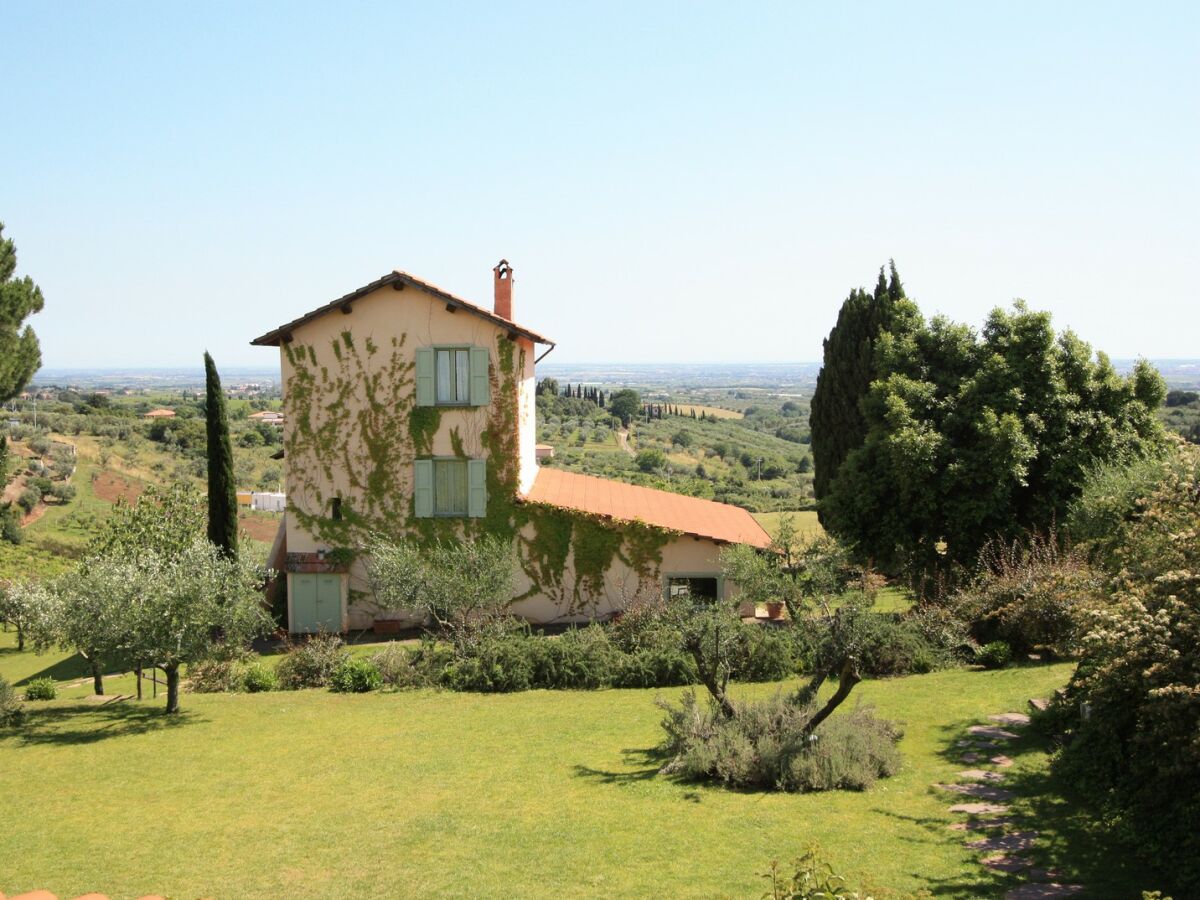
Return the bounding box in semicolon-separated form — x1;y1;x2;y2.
413;459;434;518
467;458;487;518
415;347;435;407
469;346;490;407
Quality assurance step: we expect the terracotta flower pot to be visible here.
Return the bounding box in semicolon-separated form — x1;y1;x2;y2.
765;602;785;620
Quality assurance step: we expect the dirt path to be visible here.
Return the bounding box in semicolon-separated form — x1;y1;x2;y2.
616;428;636;457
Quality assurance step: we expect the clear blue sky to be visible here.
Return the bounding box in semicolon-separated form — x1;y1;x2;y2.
2;2;1197;368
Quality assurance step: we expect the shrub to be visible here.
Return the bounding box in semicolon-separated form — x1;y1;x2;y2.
1;505;22;545
949;534;1101;656
659;691;902;793
612;644;697;688
277;633;348;689
23;677;57;701
187;657;239;693
730;625;802;682
529;626;619;690
905;604;978;663
797;606;955;678
16;487;39;513
237;659;278;693
329;657;382;693
371;642;424;689
441;631;535;693
1054;442;1200;892
0;675;23;727
977;641;1012;670
764;845;882;900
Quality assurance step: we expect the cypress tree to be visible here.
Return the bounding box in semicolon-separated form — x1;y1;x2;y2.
810;261;919;517
204;351;238;556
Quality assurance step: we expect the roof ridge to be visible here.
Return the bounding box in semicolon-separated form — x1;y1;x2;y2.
250;270;554;347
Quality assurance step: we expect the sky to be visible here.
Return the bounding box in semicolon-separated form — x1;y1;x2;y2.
2;1;1197;369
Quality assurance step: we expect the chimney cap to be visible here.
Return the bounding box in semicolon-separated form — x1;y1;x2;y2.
494;259;512;279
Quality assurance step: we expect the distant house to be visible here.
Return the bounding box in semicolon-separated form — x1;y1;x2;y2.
143;408;176;419
535;443;555;460
251;261;771;633
248;410;285;426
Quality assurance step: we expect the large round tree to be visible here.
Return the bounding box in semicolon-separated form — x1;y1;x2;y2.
821;300;1165;589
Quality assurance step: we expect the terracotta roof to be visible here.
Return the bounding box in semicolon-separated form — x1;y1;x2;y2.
250;269;555;347
143;408;176;418
522;468;772;549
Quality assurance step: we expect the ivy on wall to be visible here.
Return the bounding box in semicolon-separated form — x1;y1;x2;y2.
283;321;674;617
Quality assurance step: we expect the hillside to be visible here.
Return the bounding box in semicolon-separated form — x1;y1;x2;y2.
535;381;814;513
1;387;286;579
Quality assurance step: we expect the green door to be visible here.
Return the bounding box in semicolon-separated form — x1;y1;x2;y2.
291;573;343;633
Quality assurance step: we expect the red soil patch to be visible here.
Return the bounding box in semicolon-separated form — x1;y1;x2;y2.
239;513;283;543
92;471;144;505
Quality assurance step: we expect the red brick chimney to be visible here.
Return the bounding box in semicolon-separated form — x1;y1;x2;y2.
493;259;513;320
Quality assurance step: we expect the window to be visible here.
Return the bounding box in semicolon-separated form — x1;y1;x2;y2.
667;576;720;602
414;458;487;518
415;346;490;408
435;348;471;405
433;459;468;516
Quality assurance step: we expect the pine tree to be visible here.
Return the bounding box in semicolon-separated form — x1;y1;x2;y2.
810;261;920;515
0;223;44;405
204;352;238;557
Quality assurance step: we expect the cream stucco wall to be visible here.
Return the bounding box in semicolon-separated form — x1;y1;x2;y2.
279;282;534;557
508;528;732;623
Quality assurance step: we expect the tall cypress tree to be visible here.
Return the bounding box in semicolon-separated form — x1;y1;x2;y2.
204;352;238;556
810;261;919;518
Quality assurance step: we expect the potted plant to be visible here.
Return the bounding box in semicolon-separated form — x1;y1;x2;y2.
765;601;785;620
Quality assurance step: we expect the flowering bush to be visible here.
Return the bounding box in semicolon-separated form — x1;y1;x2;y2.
1055;441;1200;892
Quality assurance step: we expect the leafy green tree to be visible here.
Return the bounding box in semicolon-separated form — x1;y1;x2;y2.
363;535;513;649
0;222;44;404
608;389;641;428
88;483;206;561
126;541;271;712
810;262;919;511
635;448;667;473
204;352;238;556
50;560;137;695
822;301;1165;587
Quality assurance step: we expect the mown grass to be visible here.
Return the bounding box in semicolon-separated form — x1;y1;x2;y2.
752;508;822;538
0;635;1157;898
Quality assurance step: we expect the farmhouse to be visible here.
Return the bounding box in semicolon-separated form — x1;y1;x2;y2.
251;261;771;633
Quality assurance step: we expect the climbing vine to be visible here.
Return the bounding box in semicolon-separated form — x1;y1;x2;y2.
283;318;675;618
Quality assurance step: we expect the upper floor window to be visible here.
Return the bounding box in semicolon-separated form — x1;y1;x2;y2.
436;348;471;405
415;346;490;408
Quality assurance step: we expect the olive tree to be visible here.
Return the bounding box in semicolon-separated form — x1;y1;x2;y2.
364;534;513;648
0;579;57;654
63;541;272;713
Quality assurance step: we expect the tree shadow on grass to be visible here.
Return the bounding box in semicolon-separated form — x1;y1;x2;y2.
0;701;203;746
572;746;668;787
3;650;98;685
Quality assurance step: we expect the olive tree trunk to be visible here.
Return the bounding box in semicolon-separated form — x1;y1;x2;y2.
88;656;104;696
164;664;181;714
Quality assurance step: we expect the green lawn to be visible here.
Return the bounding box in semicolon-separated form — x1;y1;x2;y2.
752;509;822;539
0;629;1159;898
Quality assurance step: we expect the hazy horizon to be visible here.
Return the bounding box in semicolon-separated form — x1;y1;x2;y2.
2;3;1197;369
